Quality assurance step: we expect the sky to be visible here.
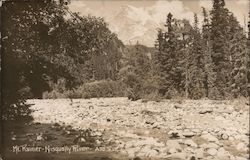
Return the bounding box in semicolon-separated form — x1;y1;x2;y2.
68;0;249;47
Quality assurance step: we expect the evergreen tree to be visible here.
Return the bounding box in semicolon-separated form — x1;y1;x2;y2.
210;0;232;98
201;7;217;99
188;14;206;99
227;14;248;97
155;13;182;98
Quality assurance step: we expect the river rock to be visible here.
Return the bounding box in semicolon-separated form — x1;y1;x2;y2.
217;147;230;159
236;142;247;152
183;131;195;138
195;148;204;159
221;133;229;140
201;143;220;149
199;109;213;114
168;148;178;154
207;148;218;156
201;133;219;143
183;139;198;148
170;152;187;160
166;140;182;151
235;156;248;160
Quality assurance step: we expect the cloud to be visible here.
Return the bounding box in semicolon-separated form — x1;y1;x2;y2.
198;0;213;10
68;1;87;14
149;0;195;23
67;0;248;46
235;0;249;5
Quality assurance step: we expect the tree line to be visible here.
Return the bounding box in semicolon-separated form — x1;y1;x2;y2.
153;0;249;99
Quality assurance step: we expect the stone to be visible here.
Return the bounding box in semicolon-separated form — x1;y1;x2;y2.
141;146;159;157
170;152;187;160
168;148;178;154
234;135;242;140
95;139;101;146
201;133;219;143
174;104;182;109
184;147;194;153
183;131;195;138
166;140;182;151
133;157;142;160
36;134;44;141
221;133;229;140
200;143;220;149
235;156;248;160
199;109;213;114
195;148;204;159
236;142;247;152
229;136;235;141
217;147;230;159
127;148;136;158
79;137;86;142
207;148;217;156
190;156;196;160
192;129;201;134
184;139;198;148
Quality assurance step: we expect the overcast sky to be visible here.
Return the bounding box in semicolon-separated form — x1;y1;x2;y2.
68;0;249;46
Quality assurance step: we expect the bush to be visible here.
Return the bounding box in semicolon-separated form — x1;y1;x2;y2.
43;80;125;99
42;90;68;99
77;80;124;98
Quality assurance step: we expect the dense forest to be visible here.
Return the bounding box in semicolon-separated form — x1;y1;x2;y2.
1;0;250;121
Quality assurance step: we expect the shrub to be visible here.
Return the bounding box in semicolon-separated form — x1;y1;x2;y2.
77;80;124;98
43;80;125;99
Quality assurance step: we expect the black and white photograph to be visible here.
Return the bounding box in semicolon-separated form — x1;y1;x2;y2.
1;0;250;159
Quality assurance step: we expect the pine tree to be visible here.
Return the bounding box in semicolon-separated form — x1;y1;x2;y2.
188;14;206;99
178;19;193;98
201;7;217;99
227;14;248;98
210;0;232;99
155;13;182;98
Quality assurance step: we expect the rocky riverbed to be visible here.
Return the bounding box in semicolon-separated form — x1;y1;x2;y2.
25;98;249;160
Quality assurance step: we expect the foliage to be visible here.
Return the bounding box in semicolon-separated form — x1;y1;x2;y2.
2;0;71;120
119;44;152;100
76;80;124;98
1;0;123;120
153;0;248;100
43;80;124;99
187;14;206;99
155;13;188;98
